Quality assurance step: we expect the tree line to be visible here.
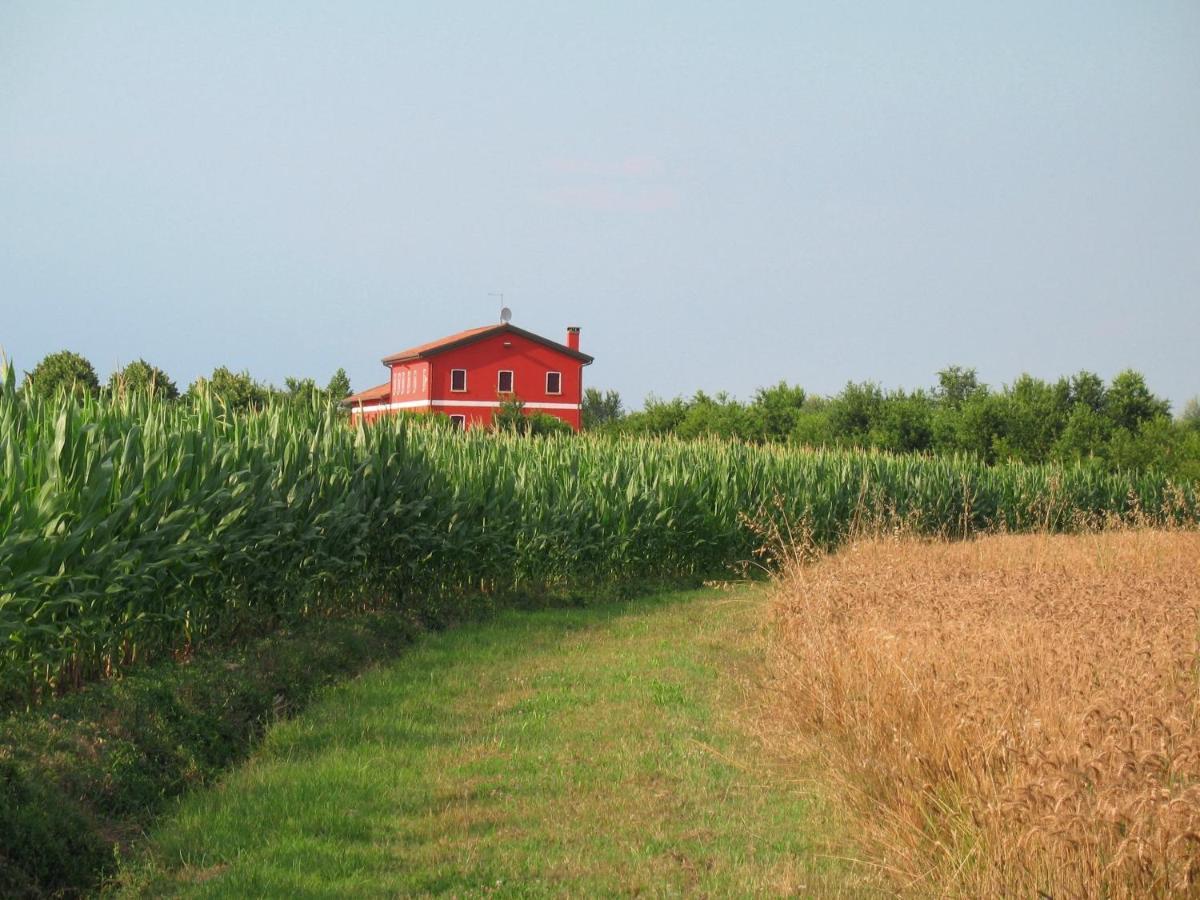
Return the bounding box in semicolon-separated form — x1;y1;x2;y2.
20;350;572;436
19;350;1200;477
584;367;1200;480
20;350;351;410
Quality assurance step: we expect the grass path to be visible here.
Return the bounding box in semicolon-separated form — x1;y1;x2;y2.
114;586;857;897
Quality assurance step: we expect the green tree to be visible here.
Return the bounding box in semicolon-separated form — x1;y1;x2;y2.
325;368;352;401
1068;371;1107;414
677;391;756;441
871;389;935;453
1104;370;1170;433
615;395;689;436
938;392;1008;462
190;367;268;412
1176;429;1200;482
790;399;836;447
996;374;1070;463
108;359;179;399
1179;396;1200;433
492;395;528;432
582;388;623;429
26;350;100;398
283;376;320;405
828;382;884;444
935;365;984;409
526;412;573;436
281;371;353;408
1052;404;1111;463
1107;416;1181;473
749;382;807;441
491;396;571;436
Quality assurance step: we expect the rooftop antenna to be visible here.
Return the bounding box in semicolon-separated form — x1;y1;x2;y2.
490;292;511;324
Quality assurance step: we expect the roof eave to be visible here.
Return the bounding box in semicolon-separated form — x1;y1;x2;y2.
340;381;391;406
380;323;593;366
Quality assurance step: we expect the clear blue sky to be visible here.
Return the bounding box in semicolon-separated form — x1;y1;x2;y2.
3;2;1198;408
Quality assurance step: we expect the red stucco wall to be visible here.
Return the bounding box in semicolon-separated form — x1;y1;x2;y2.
424;330;584;430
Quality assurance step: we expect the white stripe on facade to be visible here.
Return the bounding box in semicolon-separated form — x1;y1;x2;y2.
350;400;430;414
350;399;582;415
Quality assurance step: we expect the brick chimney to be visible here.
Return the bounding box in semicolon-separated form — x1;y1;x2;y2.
566;326;580;352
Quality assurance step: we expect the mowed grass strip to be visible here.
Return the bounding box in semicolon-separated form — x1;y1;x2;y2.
113;586;860;898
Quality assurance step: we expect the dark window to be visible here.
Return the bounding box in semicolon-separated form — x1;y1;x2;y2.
546;371;562;395
497;370;514;393
449;414;466;429
451;369;467;392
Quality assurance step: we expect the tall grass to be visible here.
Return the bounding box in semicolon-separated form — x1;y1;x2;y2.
1;362;1196;705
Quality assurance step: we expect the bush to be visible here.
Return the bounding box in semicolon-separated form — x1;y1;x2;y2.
492;397;573;436
527;411;573;436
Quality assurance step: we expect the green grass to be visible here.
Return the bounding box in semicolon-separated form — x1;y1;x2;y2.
113;585;864;897
0;607;429;897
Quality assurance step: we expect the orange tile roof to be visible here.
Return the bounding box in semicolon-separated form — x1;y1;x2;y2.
382;325;497;363
381;323;593;365
342;382;390;405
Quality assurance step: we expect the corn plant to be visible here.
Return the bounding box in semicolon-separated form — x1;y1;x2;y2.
0;361;1195;706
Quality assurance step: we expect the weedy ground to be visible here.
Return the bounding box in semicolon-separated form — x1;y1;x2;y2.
762;528;1200;897
112;585;871;898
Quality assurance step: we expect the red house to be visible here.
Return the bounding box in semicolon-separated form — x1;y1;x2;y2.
343;322;594;431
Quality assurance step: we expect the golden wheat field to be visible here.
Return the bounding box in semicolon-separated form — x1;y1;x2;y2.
763;529;1200;897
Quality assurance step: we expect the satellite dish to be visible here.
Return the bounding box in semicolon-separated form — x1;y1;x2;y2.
500;306;512;324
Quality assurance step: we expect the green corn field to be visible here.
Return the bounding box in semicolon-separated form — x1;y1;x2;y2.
1;362;1196;706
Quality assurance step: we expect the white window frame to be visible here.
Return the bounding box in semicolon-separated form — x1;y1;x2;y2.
497;370;514;394
545;371;562;395
450;369;467;392
449;414;466;429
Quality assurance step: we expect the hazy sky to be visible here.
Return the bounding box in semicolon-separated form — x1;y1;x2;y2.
3;2;1198;408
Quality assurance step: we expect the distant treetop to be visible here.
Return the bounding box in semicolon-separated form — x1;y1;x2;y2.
108;359;180;399
26;350;100;399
